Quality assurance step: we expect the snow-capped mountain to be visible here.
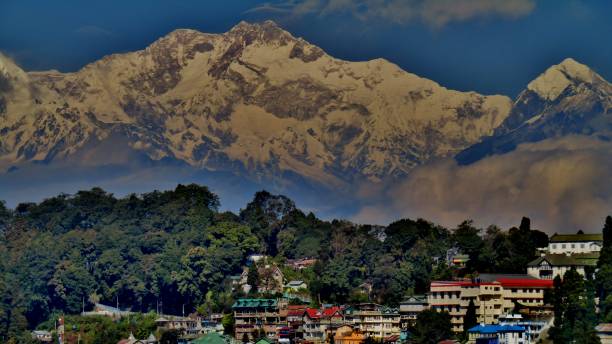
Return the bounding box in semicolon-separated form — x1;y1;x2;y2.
456;58;612;165
0;21;511;189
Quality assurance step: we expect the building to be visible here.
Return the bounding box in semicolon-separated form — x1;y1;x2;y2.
31;330;53;342
546;232;602;254
333;325;366;344
302;306;344;342
286;258;317;270
399;295;428;329
596;324;612;344
344;303;401;339
527;253;599;279
233;299;286;341
285;280;308;292
82;303;134;319
429;275;552;333
117;333;157;344
467;324;526;344
498;314;551;344
239;265;285;294
155;315;201;337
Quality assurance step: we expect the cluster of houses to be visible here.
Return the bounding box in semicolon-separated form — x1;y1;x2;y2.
31;232;612;344
230;231;608;344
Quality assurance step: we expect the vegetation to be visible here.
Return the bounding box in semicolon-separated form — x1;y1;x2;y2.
0;184;605;342
409;309;452;344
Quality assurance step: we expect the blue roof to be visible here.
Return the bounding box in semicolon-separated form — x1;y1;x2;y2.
468;325;525;334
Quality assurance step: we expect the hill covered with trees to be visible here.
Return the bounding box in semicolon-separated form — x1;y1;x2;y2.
0;184;579;341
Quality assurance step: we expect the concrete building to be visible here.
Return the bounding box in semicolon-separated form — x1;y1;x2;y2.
546;232;602;255
344;303;400;339
233;299;286;341
429;275;553;333
467;324;526;344
399;295;428;329
498;314;551;344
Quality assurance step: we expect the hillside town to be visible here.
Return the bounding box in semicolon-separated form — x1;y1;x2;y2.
34;231;611;344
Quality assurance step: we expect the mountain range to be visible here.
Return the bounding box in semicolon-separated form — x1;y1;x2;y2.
0;21;610;220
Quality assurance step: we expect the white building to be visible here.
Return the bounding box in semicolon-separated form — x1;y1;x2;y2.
546;232;602;255
399;295;428;329
527;253;599;280
467;324;526;344
499;314;551;344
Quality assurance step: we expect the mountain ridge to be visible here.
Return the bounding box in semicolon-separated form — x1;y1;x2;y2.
0;20;513;188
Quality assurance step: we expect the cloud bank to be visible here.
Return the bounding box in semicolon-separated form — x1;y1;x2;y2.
352;136;612;234
249;0;536;27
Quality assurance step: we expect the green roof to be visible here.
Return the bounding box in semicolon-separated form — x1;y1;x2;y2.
232;298;277;309
528;253;599;267
550;233;602;243
255;338;275;344
191;333;228;344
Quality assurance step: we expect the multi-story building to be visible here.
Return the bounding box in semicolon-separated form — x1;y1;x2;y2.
499;314;551;344
467;324;526;344
233;299;287;341
527;253;599;280
344;303;400;339
546;232;602;255
399;295;428;329
428;275;553;334
302;306;344;342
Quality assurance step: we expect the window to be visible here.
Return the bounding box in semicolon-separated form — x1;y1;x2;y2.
571;244;575;249
562;244;566;249
581;244;585;248
552;244;557;249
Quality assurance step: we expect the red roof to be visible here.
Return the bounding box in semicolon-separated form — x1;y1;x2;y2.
305;308;322;319
322;306;343;317
497;279;553;288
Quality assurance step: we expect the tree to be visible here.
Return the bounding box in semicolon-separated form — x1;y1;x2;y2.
247;265;260;291
160;329;181;344
463;299;477;335
549;268;600;344
597;215;612;322
241;333;250;343
410;309;453;344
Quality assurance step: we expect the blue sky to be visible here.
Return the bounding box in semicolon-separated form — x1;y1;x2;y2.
0;0;610;96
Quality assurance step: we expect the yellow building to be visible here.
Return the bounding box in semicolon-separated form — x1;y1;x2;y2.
428;274;553;333
333;325;365;344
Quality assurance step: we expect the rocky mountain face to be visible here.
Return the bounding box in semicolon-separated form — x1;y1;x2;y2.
0;21;512;189
456;58;612;165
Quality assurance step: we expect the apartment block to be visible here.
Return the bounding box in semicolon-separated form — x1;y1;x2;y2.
428;275;553;333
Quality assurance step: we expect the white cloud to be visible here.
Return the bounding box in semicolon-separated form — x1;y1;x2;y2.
352;136;612;234
250;0;536;27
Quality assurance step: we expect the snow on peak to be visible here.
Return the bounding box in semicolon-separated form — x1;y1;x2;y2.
527;58;594;101
0;52;28;81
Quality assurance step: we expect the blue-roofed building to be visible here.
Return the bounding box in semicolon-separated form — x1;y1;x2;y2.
468;324;526;344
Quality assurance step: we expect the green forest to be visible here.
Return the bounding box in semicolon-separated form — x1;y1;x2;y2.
0;184;610;343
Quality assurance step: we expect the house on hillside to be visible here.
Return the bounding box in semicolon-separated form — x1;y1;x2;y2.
82;303;134;319
527;253;599;279
240;265;285;294
285;280;307;292
31;330;52;342
546;231;603;255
